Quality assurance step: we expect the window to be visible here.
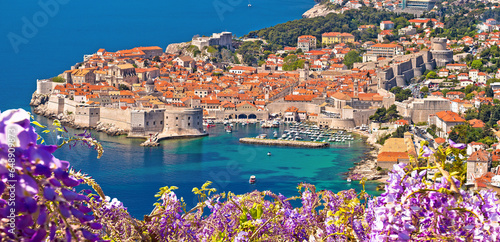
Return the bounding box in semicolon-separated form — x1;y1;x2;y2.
188;123;190;126
176;117;178;120
146;122;149;126
188;117;191;120
153;121;156;125
160;121;163;125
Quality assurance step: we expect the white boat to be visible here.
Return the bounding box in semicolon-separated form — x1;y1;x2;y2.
225;126;232;133
267;152;272;156
249;175;256;184
257;134;267;139
347;178;352;182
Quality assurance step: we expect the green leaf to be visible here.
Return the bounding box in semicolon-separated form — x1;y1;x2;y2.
446;148;453;156
250;208;257;219
256;205;263;219
239;213;247;224
32;121;46;128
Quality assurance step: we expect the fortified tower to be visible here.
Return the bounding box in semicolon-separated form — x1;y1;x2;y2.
145;79;155;94
431;38;453;67
300;61;310;81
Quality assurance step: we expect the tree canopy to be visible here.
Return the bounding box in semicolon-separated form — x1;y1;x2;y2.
370;104;401;123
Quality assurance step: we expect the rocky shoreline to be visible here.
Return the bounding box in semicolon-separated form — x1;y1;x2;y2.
346;130;387;182
30;93;128;136
302;3;339;18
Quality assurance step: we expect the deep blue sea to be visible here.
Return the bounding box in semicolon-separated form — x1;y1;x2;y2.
0;0;380;218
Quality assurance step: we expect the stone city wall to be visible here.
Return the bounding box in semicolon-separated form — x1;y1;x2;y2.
100;107;132;130
74;106;100;128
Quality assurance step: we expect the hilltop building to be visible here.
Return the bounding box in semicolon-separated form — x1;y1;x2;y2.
363;44;403;62
297;35;317;52
321;32;355;45
397;0;436;11
192;32;233;51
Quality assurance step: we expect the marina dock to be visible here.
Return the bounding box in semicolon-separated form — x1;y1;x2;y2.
239;138;330;148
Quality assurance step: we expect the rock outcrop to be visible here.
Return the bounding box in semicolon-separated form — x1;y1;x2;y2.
30;93;50;107
33;104;56;118
302;4;339;18
95;122;128;136
165;42;191;54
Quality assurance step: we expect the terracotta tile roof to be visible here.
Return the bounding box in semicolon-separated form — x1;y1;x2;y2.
434;137;446;144
236;101;257;108
435;111;465;123
285;106;299;112
377;152;409;162
467;149;490;162
468;119;485;128
395;119;409;125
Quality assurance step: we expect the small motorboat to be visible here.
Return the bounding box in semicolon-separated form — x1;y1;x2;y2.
267;152;272;156
225;126;232;133
347;178;352;182
249;175;256;184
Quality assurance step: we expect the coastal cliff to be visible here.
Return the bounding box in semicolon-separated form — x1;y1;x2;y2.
302;3;339;18
30;93;50;107
165;42;190;54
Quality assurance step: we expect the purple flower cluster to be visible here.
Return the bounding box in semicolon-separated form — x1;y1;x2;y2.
0;109;102;241
145;183;368;241
366;163;500;241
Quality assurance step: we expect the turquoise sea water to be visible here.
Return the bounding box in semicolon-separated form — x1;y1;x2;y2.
1;0;381;218
35;115;379;218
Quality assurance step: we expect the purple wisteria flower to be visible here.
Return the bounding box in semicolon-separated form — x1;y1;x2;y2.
422;145;434;157
0;109;103;241
448;139;466;149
